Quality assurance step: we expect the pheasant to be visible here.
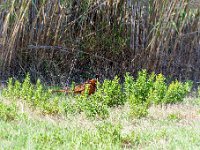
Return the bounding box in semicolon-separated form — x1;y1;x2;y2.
52;75;98;95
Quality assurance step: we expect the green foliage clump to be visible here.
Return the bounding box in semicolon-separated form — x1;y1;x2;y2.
74;76;125;119
74;83;109;119
163;80;192;104
21;73;34;101
1;70;192;120
124;70;192;118
2;78;14;98
0;102;17;121
13;80;21;98
148;74;167;105
2;73;60;115
100;76;126;107
124;70;154;118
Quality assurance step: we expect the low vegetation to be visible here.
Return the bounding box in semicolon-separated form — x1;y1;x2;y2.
0;101;17;121
1;70;200;149
2;70;192;119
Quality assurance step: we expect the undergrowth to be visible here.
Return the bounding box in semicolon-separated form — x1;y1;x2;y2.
2;70;192;119
0;102;18;121
124;70;192;118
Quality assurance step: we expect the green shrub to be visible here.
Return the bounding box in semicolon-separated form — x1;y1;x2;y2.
74;76;125;119
163;80;192;104
2;78;14;98
2;74;57;115
21;73;34;101
124;72;134;98
124;70;192;118
124;70;155;104
0;102;18;121
75;84;109;119
13;80;21;98
148;74;167;105
101;76;125;107
42;97;61;115
32;79;51;106
124;70;155;118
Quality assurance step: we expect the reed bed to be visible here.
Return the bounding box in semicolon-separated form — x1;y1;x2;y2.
0;0;199;84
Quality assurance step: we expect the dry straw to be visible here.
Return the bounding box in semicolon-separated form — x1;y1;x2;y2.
0;0;199;83
188;0;200;9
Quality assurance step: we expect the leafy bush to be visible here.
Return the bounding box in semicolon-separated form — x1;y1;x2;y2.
131;70;155;104
163;80;192;104
148;74;167;105
74;76;125;119
13;80;21;98
75;84;109;119
32;79;52;106
0;102;18;121
124;70;155;118
21;73;34;101
124;70;192;118
1;71;192;119
2;74;59;115
2;78;14;98
124;72;135;98
101;76;126;107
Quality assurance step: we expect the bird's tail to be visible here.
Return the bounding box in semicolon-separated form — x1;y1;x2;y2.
51;89;71;93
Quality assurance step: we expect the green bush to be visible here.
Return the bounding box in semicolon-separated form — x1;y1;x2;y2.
124;70;155;118
124;72;135;98
32;79;51;106
2;78;14;98
1;71;193;119
21;73;34;101
74;76;125;119
13;80;21;98
148;74;167;105
75;84;109;119
101;76;126;107
2;74;58;115
0;102;18;121
163;80;192;104
124;70;192;118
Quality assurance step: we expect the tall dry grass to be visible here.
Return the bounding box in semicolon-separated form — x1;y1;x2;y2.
0;0;199;84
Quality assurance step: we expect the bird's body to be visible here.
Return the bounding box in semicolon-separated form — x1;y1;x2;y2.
52;78;97;95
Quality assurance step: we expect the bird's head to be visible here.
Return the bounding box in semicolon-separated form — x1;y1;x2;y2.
88;79;97;86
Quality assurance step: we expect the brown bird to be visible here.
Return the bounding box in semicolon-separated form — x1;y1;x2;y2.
52;74;98;95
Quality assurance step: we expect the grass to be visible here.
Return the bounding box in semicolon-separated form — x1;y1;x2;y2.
1;93;200;149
